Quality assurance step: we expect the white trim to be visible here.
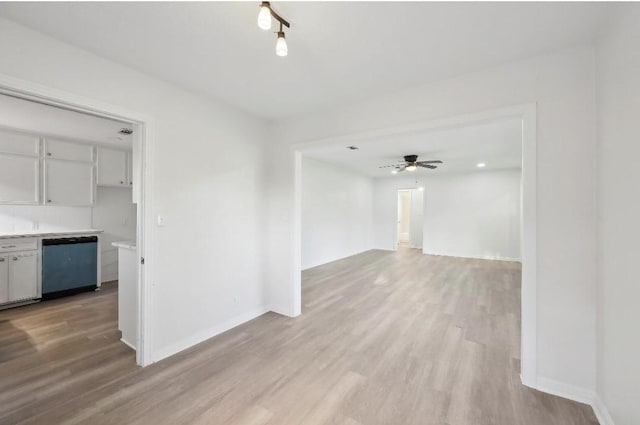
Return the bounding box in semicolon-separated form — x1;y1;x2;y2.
536;376;596;405
592;395;616;425
269;304;297;317
120;337;137;351
291;103;538;384
302;247;374;271
421;251;521;263
151;305;270;363
0;72;154;367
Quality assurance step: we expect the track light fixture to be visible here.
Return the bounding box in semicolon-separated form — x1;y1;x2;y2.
257;2;290;57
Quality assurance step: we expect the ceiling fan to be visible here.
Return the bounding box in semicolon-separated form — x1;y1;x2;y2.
379;155;443;173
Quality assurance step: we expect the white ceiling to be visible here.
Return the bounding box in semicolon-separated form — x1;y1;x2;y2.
0;2;609;120
0;94;133;147
301;118;522;178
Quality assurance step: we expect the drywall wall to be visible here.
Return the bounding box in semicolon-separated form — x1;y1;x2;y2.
0;18;269;362
596;5;640;424
92;187;137;282
422;169;521;261
408;189;424;249
269;46;597;396
372;170;519;260
301;157;373;270
0;205;91;234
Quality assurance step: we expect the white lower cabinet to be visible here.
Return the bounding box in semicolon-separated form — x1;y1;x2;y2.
0;250;39;305
0;255;8;304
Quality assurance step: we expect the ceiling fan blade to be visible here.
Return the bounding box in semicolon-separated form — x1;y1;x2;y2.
417;163;437;169
417;160;443;164
379;164;405;169
396;165;407;172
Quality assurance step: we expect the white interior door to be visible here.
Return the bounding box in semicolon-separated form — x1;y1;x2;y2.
45;159;94;205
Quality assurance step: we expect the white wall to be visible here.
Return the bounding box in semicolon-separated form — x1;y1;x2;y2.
422;169;521;261
269;46;598;396
0;18;270;362
301;157;373;270
92;187;137;282
0;205;91;234
595;5;640;425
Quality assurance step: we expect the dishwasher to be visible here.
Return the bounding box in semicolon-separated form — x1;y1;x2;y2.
42;236;98;299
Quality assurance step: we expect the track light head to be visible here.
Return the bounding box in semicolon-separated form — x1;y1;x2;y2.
257;2;272;30
276;31;288;57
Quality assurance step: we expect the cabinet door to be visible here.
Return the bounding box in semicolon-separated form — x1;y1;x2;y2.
0;154;40;204
45;139;93;162
0;255;8;304
45;160;94;205
97;147;127;186
127;151;133;187
8;251;38;302
0;130;39;156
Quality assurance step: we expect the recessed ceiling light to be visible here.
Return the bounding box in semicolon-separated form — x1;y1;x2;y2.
477;163;486;168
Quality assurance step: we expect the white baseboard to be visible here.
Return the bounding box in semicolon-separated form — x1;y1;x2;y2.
120;337;136;351
269;304;298;317
592;395;615;425
422;251;521;262
151;305;270;363
536;376;596;405
533;376;616;425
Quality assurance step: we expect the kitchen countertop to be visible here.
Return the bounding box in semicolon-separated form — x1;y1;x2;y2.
112;241;136;250
0;229;104;239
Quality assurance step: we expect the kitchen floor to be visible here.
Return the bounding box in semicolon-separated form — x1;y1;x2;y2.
0;250;598;425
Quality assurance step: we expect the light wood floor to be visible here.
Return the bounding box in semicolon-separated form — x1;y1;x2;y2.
0;248;598;425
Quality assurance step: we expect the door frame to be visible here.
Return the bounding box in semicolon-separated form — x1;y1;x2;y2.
0;72;155;366
292;103;537;387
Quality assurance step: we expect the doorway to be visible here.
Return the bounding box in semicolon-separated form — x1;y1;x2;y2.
397;190;411;247
0;75;152;366
291;103;537;386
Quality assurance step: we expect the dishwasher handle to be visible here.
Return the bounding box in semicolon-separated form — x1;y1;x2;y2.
42;236;98;246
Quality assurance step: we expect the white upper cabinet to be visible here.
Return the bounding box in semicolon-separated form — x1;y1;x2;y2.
45;139;94;162
97;147;128;187
45;159;94;206
0;154;40;204
0;129;39;156
127;151;133;187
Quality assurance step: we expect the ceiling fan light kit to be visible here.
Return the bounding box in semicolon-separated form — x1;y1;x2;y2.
257;2;290;57
380;155;443;174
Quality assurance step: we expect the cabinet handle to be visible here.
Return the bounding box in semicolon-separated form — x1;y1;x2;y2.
47;200;52;203
0;258;4;262
129;182;133;185
1;245;16;248
47;152;52;156
120;181;124;184
12;257;18;261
